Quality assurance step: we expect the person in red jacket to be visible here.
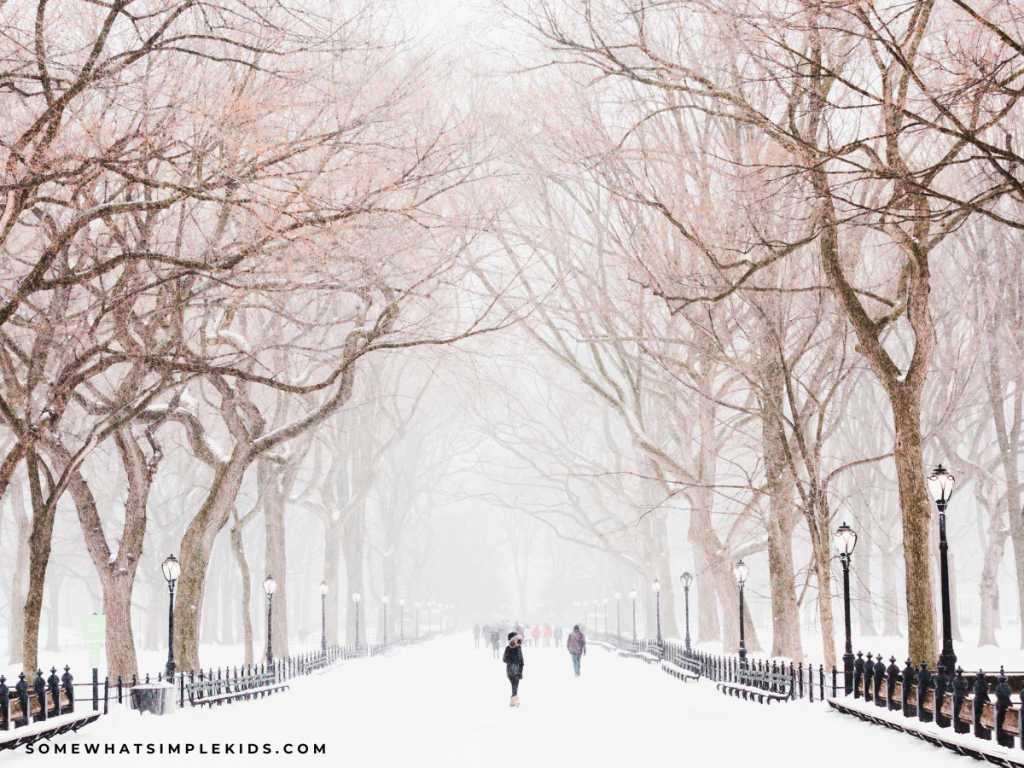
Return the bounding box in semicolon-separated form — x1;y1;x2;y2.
543;623;553;647
532;624;541;647
566;624;586;676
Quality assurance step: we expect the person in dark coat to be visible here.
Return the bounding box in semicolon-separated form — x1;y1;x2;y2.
503;632;525;707
473;624;481;649
566;624;586;677
490;628;501;659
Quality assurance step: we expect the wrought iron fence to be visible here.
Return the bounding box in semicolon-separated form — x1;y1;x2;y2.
0;665;103;752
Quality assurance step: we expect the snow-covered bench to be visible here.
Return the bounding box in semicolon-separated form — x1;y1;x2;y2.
0;710;101;752
661;659;700;682
0;669;100;752
716;667;793;704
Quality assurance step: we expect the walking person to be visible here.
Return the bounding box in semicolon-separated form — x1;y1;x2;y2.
567;624;586;677
532;624;541;648
503;632;525;707
544;623;552;647
490;628;501;659
474;624;481;649
553;625;563;647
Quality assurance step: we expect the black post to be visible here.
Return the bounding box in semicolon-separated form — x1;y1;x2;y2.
841;552;854;695
265;592;274;667
355;602;360;648
616;597;621;638
683;584;691;652
937;500;957;674
321;594;327;653
383;602;388;645
166;579;176;682
738;581;747;667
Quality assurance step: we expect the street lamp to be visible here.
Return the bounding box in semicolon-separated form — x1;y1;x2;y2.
834;522;858;694
928;464;957;673
161;554;180;682
352;593;361;648
603;598;608;634
414;602;421;638
319;581;329;652
263;575;277;667
382;596;389;644
614;592;621;638
629;589;638;642
653;578;662;645
680;572;693;652
399;598;405;643
733;560;749;667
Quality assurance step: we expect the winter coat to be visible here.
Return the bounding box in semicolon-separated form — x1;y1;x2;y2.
567;629;586;654
490;631;500;647
503;644;525;680
544;624;552;638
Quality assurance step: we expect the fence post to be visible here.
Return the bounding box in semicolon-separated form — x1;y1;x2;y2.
33;670;47;722
973;671;992;741
885;657;899;711
995;668;1013;748
901;660;916;718
48;668;61;717
92;668;99;712
62;666;74;714
853;652;864;699
952;667;969;734
915;663;932;722
0;676;9;731
117;676;123;705
934;663;951;727
15;673;29;728
103;676;109;715
832;666;837;698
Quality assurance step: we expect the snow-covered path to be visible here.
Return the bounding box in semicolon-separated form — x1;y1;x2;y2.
9;634;965;767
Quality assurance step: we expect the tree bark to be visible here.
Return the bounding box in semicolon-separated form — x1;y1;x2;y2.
323;522;342;645
8;476;29;664
342;503;366;644
230;508;255;666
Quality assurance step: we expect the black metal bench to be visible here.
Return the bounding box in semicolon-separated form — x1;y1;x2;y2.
716;666;793;704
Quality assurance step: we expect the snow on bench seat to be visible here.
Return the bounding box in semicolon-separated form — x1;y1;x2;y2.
0;710;101;752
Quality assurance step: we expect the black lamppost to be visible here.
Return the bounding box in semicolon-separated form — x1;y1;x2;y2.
603;598;608;634
263;575;277;667
399;598;405;644
834;522;858;695
680;571;693;652
319;580;328;652
928;465;957;673
734;560;748;667
382;596;389;644
629;589;637;642
414;602;421;638
653;578;662;645
352;592;361;648
614;592;621;638
161;554;180;682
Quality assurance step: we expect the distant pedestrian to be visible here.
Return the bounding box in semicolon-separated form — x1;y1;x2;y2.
553;625;563;646
474;624;481;649
503;632;525;707
567;624;586;677
544;623;552;647
532;624;541;647
490;628;501;659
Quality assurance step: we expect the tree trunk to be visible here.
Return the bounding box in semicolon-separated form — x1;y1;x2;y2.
342;503;366;644
261;457;291;659
8;477;29;664
693;547;719;643
323;522;342;645
175;455;249;673
230;510;255;666
44;574;62;652
22;450;58;675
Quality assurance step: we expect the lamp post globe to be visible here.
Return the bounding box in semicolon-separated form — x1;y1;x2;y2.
263;575;277;667
680;571;693;652
629;589;638;643
352;593;361;649
733;560;748;667
833;522;858;694
319;581;329;652
161;554;180;682
929;464;957;673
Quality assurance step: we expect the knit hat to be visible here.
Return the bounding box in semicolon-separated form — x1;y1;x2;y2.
508;631;520;642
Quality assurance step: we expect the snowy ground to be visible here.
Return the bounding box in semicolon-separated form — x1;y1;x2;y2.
5;633;972;767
